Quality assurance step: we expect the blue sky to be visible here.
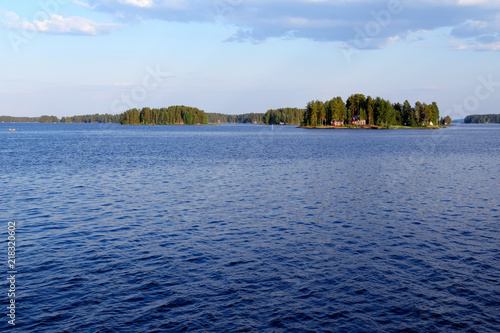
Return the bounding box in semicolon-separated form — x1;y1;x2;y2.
0;0;499;118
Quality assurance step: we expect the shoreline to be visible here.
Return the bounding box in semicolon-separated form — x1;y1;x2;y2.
299;125;444;130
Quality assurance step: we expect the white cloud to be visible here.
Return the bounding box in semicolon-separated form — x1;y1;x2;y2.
117;0;154;7
4;10;19;21
83;0;498;50
457;0;500;7
1;11;121;35
450;15;500;50
6;0;499;51
452;40;500;51
73;0;97;10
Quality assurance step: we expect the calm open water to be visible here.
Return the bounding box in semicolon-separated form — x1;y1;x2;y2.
0;123;499;332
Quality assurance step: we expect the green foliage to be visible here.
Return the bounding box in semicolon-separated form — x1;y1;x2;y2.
1;114;119;124
61;114;119;123
206;113;264;124
301;95;440;127
264;108;304;125
331;97;347;123
440;115;452;125
304;100;327;126
38;115;59;123
120;106;208;125
402;100;414;126
346;94;366;120
0;116;40;123
464;114;500;123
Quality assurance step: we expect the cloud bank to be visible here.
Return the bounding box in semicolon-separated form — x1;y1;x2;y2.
81;0;499;50
3;0;499;50
1;9;120;36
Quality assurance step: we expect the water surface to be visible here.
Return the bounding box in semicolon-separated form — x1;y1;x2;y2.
1;123;499;332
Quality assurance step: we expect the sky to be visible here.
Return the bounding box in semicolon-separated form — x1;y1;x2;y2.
0;0;499;119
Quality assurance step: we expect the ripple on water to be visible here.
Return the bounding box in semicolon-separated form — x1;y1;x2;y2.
1;124;499;332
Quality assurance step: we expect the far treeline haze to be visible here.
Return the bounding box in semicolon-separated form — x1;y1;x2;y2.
4;94;498;126
464;114;500;124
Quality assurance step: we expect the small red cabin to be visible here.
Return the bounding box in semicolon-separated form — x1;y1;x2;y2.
332;120;343;126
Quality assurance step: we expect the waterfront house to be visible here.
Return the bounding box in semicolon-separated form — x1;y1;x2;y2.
351;116;366;126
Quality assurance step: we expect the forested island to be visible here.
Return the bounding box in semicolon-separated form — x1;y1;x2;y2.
440;115;452;125
119;106;208;125
207;95;446;128
301;94;442;128
464;114;500;124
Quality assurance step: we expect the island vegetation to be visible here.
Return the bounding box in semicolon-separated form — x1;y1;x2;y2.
301;94;441;128
0;115;59;123
1;115;38;123
2;94;451;129
1;114;119;123
264;108;304;125
207;109;304;125
206;113;264;124
464;114;500;124
439;115;452;125
61;114;119;123
119;106;208;125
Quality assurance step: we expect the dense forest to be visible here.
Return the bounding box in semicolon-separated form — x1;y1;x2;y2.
206;109;303;125
206;113;264;124
119;106;208;125
302;94;441;127
440;116;452;125
264;108;304;125
61;114;119;123
464;114;500;123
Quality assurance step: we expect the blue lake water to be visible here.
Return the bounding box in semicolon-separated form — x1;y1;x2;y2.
0;123;499;332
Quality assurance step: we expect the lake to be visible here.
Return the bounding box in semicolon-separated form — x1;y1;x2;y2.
1;123;499;332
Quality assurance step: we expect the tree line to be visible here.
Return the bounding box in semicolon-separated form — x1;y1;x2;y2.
206;113;264;124
0;115;60;123
464;114;500;124
302;94;441;127
1;114;119;123
264;108;304;125
1;115;39;123
206;109;304;125
119;106;208;125
2;94;447;128
61;114;119;123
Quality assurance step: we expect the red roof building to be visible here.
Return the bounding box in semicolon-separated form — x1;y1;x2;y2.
351;116;366;126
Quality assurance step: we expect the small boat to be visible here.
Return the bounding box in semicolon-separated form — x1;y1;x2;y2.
8;129;16;131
